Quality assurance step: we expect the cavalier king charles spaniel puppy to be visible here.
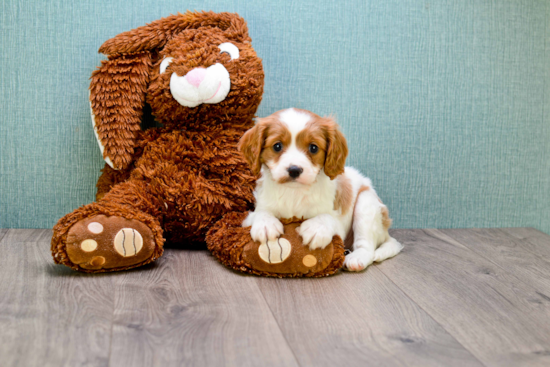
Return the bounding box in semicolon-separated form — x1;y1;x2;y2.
238;108;403;271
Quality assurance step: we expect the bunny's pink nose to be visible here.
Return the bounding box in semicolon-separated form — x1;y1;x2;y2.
185;68;207;87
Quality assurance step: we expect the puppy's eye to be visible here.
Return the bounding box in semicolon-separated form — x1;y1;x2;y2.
160;57;173;74
218;42;239;60
273;142;283;152
309;144;319;154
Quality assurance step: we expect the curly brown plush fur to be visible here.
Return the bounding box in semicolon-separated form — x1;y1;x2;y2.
206;212;346;278
52;11;264;272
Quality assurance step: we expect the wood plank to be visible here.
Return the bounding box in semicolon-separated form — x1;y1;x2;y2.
0;228;8;242
442;228;550;294
0;229;115;367
108;250;299;367
379;229;550;367
257;267;484;366
499;227;550;258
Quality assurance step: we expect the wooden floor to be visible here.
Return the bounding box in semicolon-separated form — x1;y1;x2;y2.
1;228;550;367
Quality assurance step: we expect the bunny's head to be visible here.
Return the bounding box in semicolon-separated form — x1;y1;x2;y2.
90;11;264;170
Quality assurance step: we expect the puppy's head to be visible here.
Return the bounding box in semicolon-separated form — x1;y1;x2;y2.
238;108;348;185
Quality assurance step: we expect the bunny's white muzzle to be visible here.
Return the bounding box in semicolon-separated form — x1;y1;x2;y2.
169;64;230;108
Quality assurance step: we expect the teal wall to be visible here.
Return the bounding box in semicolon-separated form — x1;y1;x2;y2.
1;0;549;233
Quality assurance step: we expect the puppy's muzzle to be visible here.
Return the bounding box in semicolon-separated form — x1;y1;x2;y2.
288;165;303;179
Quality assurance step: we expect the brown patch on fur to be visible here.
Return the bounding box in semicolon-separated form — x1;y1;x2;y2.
260;119;292;167
343;185;370;249
334;175;353;215
276;176;293;184
380;206;393;230
357;185;392;230
295;116;328;169
342;185;392;249
323;119;348;179
357;185;370;195
294;114;348;180
238;116;291;175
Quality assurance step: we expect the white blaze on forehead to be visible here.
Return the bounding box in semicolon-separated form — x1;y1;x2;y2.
278;108;311;140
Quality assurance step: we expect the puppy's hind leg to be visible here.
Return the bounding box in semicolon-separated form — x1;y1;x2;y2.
344;191;387;272
373;236;403;262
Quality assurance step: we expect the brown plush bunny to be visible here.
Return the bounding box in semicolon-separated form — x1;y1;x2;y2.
51;11;264;272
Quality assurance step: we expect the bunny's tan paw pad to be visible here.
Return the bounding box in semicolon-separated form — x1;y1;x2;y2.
65;215;155;270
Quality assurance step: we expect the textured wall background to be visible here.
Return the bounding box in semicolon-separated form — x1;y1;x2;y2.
1;0;549;233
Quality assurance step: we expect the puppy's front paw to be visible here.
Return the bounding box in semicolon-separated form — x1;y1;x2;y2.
297;217;336;250
344;248;374;272
249;215;284;243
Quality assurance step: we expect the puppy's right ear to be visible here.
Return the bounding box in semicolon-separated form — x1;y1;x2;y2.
238;119;269;175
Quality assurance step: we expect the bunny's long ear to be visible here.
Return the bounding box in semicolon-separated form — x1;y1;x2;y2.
90;52;151;170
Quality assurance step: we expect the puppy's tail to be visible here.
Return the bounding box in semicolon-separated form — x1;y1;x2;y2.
373;237;403;263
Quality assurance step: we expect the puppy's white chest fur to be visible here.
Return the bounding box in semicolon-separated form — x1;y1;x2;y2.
255;168;337;219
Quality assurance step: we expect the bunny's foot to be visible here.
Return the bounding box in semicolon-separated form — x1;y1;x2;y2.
63;215;157;271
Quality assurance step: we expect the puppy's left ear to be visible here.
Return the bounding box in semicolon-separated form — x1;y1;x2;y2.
323;117;348;180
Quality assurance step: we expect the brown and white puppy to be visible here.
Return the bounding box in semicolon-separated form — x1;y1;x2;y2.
238;108;402;271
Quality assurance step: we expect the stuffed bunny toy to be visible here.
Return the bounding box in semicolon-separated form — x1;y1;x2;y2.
51;11;264;272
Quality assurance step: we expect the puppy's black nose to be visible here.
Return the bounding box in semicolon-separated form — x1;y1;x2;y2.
288;165;303;179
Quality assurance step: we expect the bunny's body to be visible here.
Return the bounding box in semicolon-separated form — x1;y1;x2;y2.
51;12;264;271
96;125;256;245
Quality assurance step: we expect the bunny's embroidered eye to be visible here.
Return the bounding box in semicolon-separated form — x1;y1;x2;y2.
218;43;239;60
160;57;173;74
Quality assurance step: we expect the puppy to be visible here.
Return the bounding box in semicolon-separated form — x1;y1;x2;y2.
238;108;403;271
